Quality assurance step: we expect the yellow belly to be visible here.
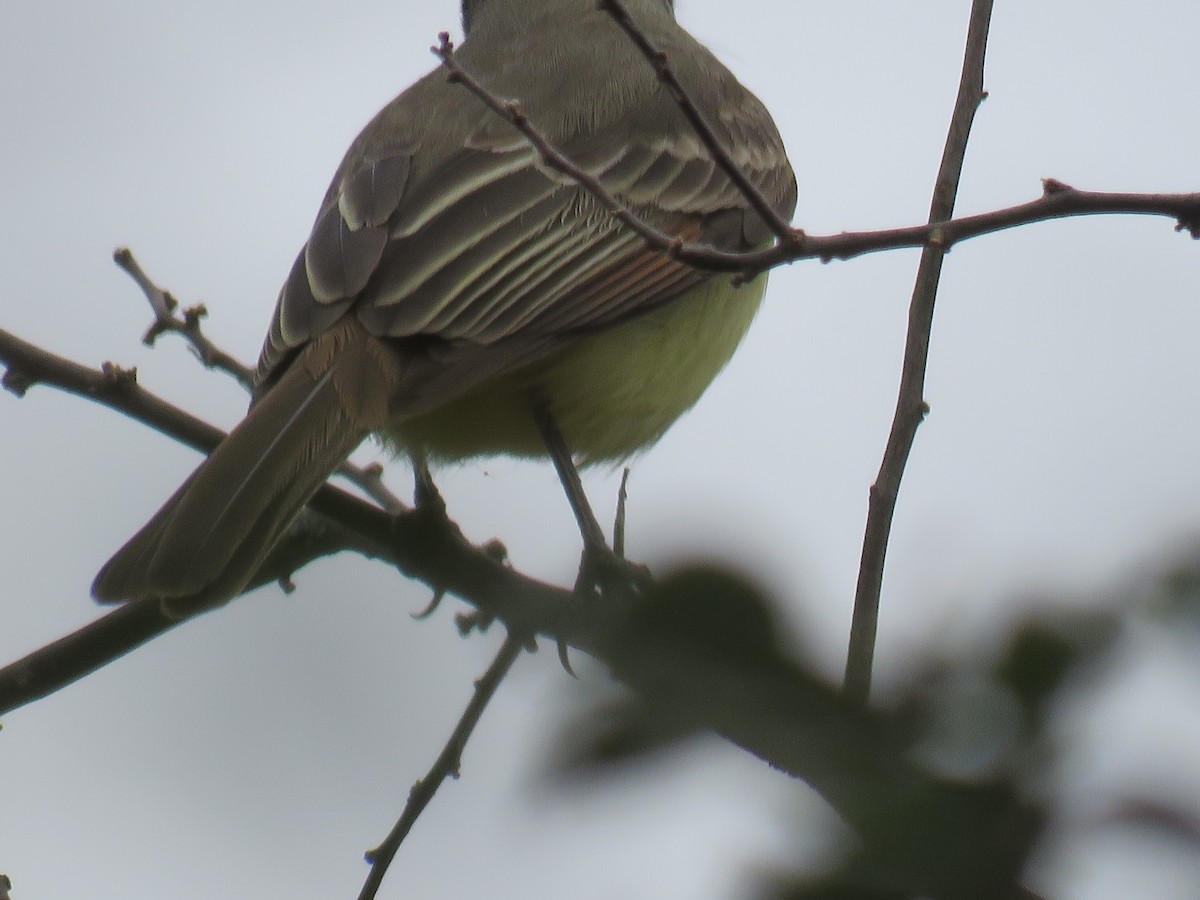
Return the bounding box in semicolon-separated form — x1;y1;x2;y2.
385;273;768;465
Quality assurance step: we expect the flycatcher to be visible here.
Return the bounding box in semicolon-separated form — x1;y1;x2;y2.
93;0;797;616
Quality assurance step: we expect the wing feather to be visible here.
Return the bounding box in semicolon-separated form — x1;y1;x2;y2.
362;169;567;330
468;228;643;339
257;89;796;411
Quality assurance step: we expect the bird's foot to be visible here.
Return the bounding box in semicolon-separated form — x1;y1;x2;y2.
573;538;653;601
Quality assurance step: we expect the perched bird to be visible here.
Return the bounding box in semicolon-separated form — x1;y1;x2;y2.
93;0;797;617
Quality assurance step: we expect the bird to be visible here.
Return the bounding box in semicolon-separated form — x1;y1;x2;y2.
92;0;797;617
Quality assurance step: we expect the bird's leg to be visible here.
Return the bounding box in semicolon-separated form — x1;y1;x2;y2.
613;467;632;560
407;450;506;632
532;402;608;551
409;448;445;513
531;401;649;598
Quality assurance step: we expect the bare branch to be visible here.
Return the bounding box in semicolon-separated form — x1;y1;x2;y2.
0;598;178;713
350;461;408;515
113;248;409;513
358;632;528;900
845;0;995;702
114;247;256;389
807;183;1200;259
432;35;1198;281
0;324;229;450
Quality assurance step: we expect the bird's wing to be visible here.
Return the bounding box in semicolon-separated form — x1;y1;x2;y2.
256;98;796;407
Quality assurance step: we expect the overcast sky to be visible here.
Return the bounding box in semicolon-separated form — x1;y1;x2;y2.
3;2;1200;898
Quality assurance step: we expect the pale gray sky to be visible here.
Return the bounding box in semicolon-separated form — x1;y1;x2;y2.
3;2;1200;898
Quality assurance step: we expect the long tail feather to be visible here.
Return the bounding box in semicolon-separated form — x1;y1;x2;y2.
92;319;393;616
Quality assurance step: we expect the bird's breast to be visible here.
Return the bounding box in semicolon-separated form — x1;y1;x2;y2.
384;272;769;465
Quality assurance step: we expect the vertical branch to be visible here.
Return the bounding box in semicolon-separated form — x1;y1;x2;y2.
357;631;527;900
844;0;995;702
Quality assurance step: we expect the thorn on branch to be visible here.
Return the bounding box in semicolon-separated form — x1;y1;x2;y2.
100;361;138;390
1175;216;1200;240
783;228;808;251
2;366;35;397
481;538;508;564
1041;178;1073;195
433;32;454;62
504;101;527;125
455;609;495;636
182;304;209;330
516;632;538;654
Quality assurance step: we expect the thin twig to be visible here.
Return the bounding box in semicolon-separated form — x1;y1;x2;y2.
431;34;727;265
596;0;796;242
358;632;528;900
434;41;1200;271
0;597;179;713
844;0;996;702
348;461;408;514
805;182;1200;258
0;325;229;448
114;247;255;389
433;37;1199;273
112;248;408;513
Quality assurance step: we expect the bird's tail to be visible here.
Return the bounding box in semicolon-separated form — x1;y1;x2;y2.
92;318;397;617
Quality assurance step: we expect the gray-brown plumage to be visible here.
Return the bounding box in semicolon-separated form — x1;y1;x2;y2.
92;0;797;617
